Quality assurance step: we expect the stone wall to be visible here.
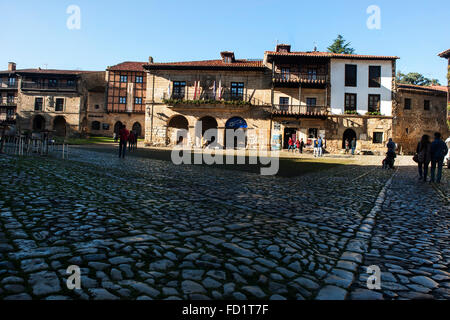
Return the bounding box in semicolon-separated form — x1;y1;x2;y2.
393;88;448;154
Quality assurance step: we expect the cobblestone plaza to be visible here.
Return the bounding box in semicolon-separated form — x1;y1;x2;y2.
0;148;448;300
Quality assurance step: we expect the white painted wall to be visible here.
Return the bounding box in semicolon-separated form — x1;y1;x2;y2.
330;59;393;116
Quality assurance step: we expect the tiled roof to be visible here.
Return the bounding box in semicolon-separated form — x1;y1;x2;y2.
107;61;146;72
397;83;448;94
0;68;99;75
438;49;450;58
265;51;399;60
145;59;264;70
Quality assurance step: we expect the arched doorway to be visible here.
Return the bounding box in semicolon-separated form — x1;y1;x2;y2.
196;116;218;147
114;121;123;135
132;122;142;138
33;115;46;132
342;129;357;149
53;116;67;137
224;117;247;149
167;115;189;145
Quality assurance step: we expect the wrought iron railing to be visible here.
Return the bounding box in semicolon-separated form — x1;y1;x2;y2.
0;97;17;106
273;72;328;84
21;82;77;91
272;104;329;115
163;91;267;106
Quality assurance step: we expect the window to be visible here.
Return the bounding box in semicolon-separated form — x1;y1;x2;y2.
306;97;317;112
136;76;143;83
373;132;383;144
8;77;15;86
424;100;430;111
120;75;128;83
91;121;101;130
368;94;381;113
55;98;64;111
119;97;126;104
281;68;290;81
67;80;75;87
172;81;186;99
94;104;100;109
230;82;244;100
307;68;317;81
7;94;15;103
369;66;381;88
345;93;357;112
404;98;411;110
308;128;318;139
279;97;289;105
34;98;43;111
102;123;110;130
345;64;357;87
135;97;142;105
48;79;58;87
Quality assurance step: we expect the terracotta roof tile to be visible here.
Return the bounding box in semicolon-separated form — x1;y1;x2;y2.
438;49;450;58
0;68;99;75
145;59;264;69
265;51;399;60
398;83;448;93
108;62;146;72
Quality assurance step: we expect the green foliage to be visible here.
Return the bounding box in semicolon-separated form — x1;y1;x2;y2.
163;99;251;107
396;71;440;86
366;111;382;116
344;110;359;115
327;35;355;54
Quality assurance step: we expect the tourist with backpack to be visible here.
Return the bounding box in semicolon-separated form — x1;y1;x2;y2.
430;132;448;184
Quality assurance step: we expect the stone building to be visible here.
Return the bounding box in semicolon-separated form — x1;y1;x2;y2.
89;61;148;138
144;52;272;149
393;84;448;154
143;46;399;154
0;63;19;126
0;63;104;137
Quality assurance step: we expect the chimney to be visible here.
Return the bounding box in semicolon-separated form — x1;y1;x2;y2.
275;44;291;53
148;56;154;64
8;62;16;71
220;51;235;63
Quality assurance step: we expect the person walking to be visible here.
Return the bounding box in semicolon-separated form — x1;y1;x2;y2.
317;137;323;157
118;125;129;158
299;138;305;154
128;130;135;152
387;138;396;153
416;135;431;182
295;138;300;153
288;137;294;152
344;139;350;154
351;138;356;155
430;132;448;184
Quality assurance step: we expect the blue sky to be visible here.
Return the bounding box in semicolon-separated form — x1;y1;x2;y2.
1;0;449;83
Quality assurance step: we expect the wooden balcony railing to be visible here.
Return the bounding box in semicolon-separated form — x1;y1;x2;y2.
163;92;268;107
21;82;77;91
0;97;18;106
0;113;16;122
0;81;18;89
273;72;328;85
272;104;330;117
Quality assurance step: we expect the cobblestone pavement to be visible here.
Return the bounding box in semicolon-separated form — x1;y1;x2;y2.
0;148;448;300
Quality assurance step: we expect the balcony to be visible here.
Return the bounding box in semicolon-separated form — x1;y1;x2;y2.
0;97;17;106
0;113;16;123
273;72;328;87
0;81;18;90
163;92;267;108
272;104;330;119
21;81;77;92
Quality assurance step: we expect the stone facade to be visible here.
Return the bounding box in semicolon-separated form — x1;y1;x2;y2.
393;84;448;154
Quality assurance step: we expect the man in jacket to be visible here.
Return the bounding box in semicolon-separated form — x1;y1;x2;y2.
430;132;448;183
119;125;129;159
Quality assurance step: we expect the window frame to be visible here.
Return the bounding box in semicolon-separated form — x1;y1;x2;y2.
135;76;143;84
135;97;143;105
172;81;186;99
34;97;43;111
344;93;357;112
120;75;128;83
373;132;384;144
55;98;65;112
404;98;411;110
345;64;357;87
119;96;127;104
368;94;381;113
279;97;289;105
368;66;381;88
424;100;430;111
230;82;244;100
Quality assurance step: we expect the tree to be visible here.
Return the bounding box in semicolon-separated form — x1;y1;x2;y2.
396;71;441;86
327;35;355;54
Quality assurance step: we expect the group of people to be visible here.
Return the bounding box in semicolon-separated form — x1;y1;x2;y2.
344;138;357;155
115;125;138;158
287;137;305;154
415;132;448;184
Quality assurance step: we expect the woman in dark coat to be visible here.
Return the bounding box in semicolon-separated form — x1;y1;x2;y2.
417;134;431;182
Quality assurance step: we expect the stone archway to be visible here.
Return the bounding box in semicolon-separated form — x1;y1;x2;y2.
132;122;142;138
33;115;46;132
53;116;67;137
224;117;248;149
167;115;189;145
343;128;357;149
196;116;218;147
